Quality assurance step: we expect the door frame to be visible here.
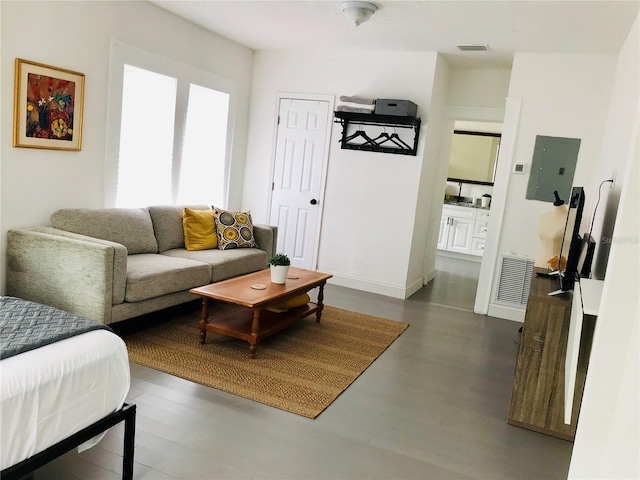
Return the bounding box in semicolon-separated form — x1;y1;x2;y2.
266;92;335;270
428;105;514;314
475;97;522;315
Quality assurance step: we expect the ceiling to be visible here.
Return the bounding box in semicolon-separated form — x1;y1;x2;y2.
149;1;639;68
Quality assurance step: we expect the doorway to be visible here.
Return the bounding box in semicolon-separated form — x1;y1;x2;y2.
435;120;502;310
268;96;333;270
423;106;507;311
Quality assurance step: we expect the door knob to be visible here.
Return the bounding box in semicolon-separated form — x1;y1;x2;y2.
310;199;318;205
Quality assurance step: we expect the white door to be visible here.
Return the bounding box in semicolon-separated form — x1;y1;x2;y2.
269;98;330;269
447;217;474;254
437;215;449;250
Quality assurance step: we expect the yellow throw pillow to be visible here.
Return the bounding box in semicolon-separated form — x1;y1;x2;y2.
266;293;310;313
182;208;217;251
212;207;256;250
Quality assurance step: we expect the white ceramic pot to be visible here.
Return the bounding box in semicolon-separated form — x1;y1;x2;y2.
270;265;289;284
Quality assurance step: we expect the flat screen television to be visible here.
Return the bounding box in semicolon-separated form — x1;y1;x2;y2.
549;187;596;295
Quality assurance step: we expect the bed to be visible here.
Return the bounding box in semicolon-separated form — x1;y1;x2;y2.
0;296;135;480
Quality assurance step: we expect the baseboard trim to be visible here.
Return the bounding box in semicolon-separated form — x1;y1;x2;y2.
487;303;525;322
424;268;436;285
327;273;413;299
405;277;424;298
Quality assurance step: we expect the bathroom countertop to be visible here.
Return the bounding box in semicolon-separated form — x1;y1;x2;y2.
443;200;491;210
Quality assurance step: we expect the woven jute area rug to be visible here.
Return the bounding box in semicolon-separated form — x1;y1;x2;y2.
122;305;408;418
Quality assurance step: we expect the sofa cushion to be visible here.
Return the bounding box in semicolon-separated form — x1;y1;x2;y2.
148;204;210;253
212;207;256;250
51;208;158;254
125;254;211;302
162;248;268;282
182;208;217;251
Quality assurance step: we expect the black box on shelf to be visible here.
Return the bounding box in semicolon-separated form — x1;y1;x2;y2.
374;99;418;117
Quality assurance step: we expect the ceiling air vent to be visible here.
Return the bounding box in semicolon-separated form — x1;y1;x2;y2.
457;44;490;52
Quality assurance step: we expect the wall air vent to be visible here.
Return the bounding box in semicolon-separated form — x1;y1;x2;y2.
495;254;535;306
457;44;490;52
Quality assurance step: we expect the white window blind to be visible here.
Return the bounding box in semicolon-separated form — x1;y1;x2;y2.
105;41;236;209
177;84;229;206
116;65;176;207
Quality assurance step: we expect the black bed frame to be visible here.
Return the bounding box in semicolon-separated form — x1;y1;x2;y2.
1;402;136;480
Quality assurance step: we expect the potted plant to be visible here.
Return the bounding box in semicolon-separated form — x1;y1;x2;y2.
269;253;291;284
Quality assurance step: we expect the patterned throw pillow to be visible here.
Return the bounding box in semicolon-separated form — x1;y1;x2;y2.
212;207;256;250
182;208;217;251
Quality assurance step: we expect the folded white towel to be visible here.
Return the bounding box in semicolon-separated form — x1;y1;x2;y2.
339;95;376;105
335;105;374;114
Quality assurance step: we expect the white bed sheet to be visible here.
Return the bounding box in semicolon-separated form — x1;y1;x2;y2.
0;329;130;470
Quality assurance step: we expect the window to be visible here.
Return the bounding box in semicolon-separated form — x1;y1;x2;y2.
117;65;176;207
105;42;236;208
178;84;229;205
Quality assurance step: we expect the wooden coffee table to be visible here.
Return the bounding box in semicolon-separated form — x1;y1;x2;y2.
189;267;332;358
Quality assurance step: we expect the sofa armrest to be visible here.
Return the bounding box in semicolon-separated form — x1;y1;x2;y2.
31;227;128;305
253;224;278;259
6;229;124;324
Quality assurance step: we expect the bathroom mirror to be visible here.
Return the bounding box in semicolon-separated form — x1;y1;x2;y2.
447;128;501;186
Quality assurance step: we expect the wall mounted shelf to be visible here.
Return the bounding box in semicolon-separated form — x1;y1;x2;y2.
333;111;421;156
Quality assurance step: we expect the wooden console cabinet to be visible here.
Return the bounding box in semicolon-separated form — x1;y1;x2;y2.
507;267;596;441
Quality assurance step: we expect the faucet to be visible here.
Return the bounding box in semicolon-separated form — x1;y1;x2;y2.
457;181;463;202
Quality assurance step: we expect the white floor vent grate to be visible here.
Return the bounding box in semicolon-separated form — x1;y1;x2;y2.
496;255;535;306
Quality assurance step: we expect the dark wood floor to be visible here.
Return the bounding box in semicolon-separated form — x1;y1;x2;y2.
33;257;572;479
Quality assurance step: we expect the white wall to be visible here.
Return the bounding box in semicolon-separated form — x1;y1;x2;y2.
243;50;442;298
485;53;616;319
408;55;449;289
499;53;615;260
447;68;511;108
570;127;638;479
424;68;510;284
241;60;511;297
569;12;639;479
588;13;640;280
0;1;254;292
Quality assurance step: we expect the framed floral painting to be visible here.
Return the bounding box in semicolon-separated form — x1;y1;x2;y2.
13;58;85;151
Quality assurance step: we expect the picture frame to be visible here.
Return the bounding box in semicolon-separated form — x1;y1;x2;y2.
13;58;85;151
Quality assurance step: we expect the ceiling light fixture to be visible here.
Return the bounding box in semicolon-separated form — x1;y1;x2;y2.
340;1;377;27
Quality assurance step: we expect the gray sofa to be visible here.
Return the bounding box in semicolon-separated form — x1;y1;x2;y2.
6;205;277;325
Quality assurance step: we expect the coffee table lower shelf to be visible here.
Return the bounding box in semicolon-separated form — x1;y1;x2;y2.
200;302;320;358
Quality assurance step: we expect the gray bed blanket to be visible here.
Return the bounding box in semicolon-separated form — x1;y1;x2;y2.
0;296;112;360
